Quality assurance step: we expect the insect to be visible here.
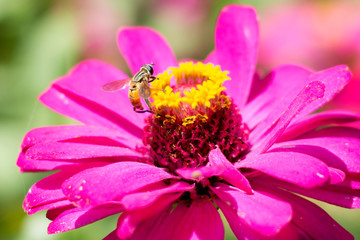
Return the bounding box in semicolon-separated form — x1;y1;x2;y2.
102;64;157;113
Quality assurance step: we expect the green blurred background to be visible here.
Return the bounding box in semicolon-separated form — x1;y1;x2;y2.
1;0;359;239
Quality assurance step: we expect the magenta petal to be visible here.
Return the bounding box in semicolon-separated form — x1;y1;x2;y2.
286;193;354;240
253;182;354;240
48;203;124;234
21;125;141;150
237;151;329;188
40;60;144;137
214;5;259;109
208;148;252;193
24;169;78;212
117;194;179;239
158;199;224;240
175;148;252;194
258;175;360;209
117;27;177;75
296;65;352;120
47;205;77;222
294;184;360;209
245;72;264;103
28;200;72;216
17;151;72;172
26;142;143;160
212;183;292;236
120;181;193;211
175;165;225;181
46;205;76;221
123;199;224;240
17;151;109;172
338;175;360;190
251;81;325;153
278;111;360;142
328;167;346;184
247;65;351;148
273;127;360;173
62;162;176;207
243;65;311;130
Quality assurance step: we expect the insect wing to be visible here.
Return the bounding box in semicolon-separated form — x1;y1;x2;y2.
102;79;131;92
138;81;151;98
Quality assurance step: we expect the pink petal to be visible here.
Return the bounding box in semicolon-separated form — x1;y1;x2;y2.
62;162;176;207
26;142;144;160
337;174;360;189
273;126;360;173
257;175;360;209
278;111;360;142
247;65;351;146
253;181;354;240
117;27;177;75
117;194;180;239
214;5;259;109
48;203;124;234
119;181;193;211
175;165;225;181
21;125;141;150
212;183;292;236
40;60;144;137
123;209;171;240
17;151;69;172
295;65;352;120
122;199;224;240
245;72;264;103
28;200;72;216
251;81;325;153
208;147;252;193
24;169;79;212
46;204;74;220
328;167;346;184
17;151;107;172
175;148;252;193
295;184;360;209
157;199;224;240
285;192;354;240
236;151;329;188
243;65;311;130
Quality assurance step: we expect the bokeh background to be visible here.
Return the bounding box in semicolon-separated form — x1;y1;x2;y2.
1;0;359;239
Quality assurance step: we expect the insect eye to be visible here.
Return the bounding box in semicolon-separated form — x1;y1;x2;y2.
144;64;154;75
149;66;154;75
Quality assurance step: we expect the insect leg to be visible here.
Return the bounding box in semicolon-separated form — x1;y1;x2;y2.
148;76;158;82
144;98;152;110
133;107;153;114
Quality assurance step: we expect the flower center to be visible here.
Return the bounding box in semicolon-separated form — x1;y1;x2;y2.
142;62;249;173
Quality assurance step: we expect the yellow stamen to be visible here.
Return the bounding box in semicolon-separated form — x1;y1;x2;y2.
163;115;176;125
152;86;181;108
182;114;208;127
151;62;230;110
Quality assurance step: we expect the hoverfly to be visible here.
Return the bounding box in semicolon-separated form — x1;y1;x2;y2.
102;64;157;113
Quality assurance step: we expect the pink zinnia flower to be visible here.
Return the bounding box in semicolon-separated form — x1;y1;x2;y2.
19;5;360;239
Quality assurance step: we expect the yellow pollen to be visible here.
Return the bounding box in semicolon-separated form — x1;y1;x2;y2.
151;62;230;110
163;115;176;125
152;86;181;108
213;95;232;110
191;170;202;178
183;116;197;126
182;114;208;126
